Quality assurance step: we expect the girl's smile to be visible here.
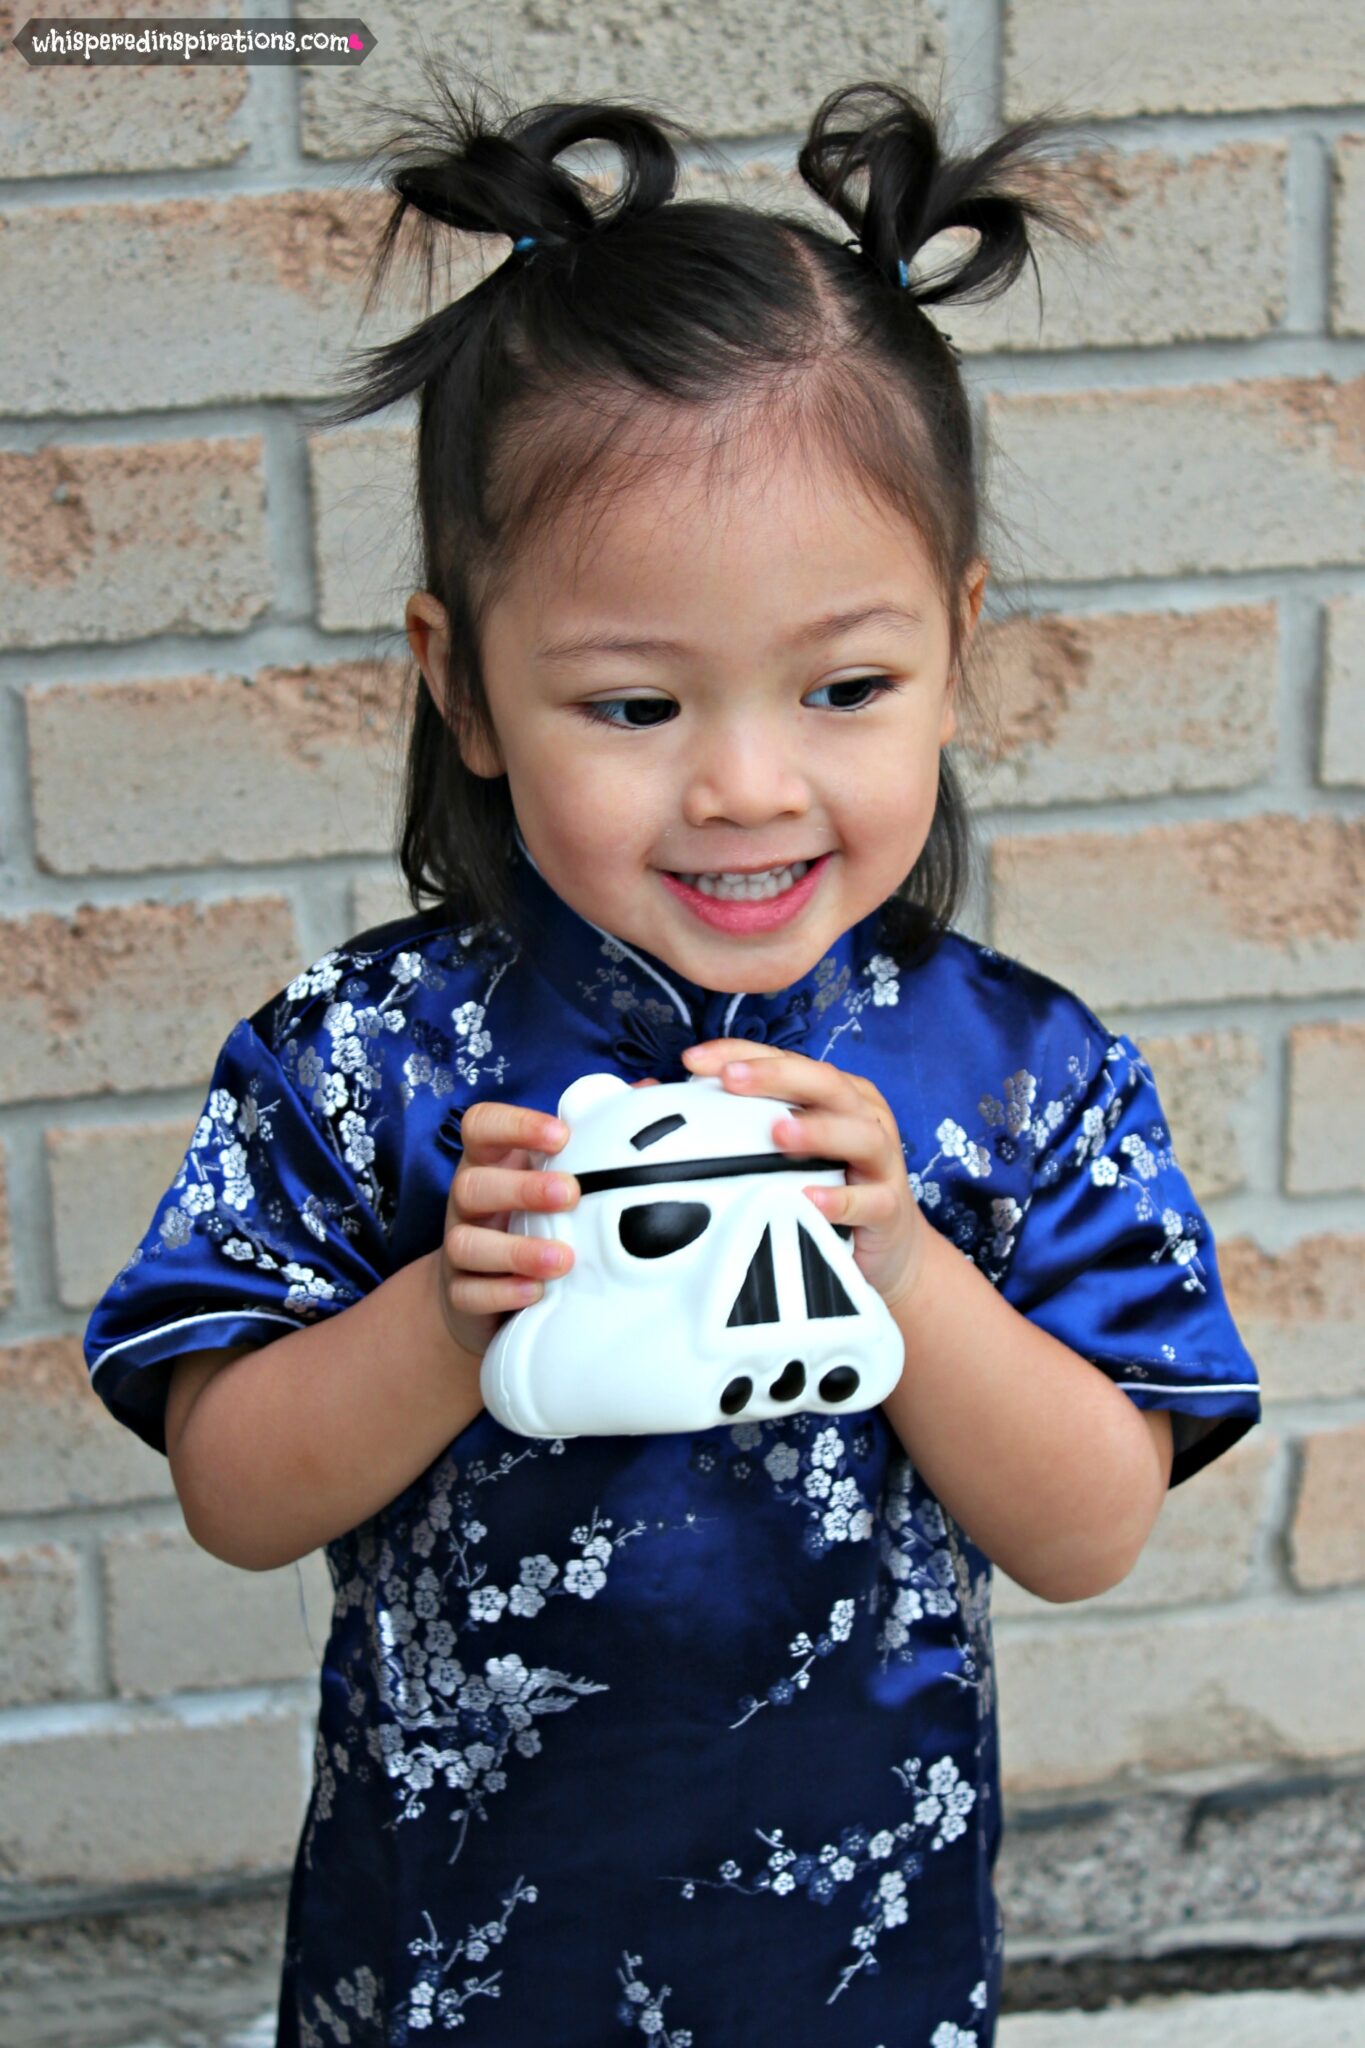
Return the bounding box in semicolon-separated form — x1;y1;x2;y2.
658;850;833;934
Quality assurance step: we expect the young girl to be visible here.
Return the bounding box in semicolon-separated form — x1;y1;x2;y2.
84;73;1263;2048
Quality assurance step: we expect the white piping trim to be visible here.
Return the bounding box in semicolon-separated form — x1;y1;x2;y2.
512;820;750;1032
89;1308;305;1382
1112;1380;1260;1396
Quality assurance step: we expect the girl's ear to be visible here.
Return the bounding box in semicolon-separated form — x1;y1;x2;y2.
941;558;989;748
959;557;988;649
405;591;505;779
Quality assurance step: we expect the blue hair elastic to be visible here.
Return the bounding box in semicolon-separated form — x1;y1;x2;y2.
897;257;911;288
514;235;538;252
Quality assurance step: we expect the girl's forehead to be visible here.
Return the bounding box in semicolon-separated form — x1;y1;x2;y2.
515;443;938;606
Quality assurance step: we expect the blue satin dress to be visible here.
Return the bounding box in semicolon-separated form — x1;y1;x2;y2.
85;831;1262;2047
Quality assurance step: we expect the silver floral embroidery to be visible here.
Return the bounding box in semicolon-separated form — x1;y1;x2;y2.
1023;1034;1211;1298
298;1881;539;2043
690;1415;877;1557
907;1059;1035;1283
818;948;900;1061
730;1592;860;1730
275;925;517;1235
664;1750;977;2005
616;1951;695;2043
106;1066;372;1314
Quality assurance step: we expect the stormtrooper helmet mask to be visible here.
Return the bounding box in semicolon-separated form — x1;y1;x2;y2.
480;1071;906;1439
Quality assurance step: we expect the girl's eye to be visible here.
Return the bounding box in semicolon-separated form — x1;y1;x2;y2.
578;697;675;730
805;674;902;713
577;675;902;730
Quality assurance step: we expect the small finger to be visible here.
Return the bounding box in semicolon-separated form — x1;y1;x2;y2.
452;1271;548;1312
456;1163;577;1215
462;1102;569;1156
446;1219;573;1277
772;1107;885;1167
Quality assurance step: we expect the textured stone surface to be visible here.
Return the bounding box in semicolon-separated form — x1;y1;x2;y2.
1333;136;1365;337
946;141;1288;352
102;1531;332;1699
1000;1986;1365;2044
298;0;949;158
27;661;404;875
308;423;415;632
985;380;1365;581
47;1116;197;1313
0;193;432;416
0;439;269;651
0;897;300;1105
1286;1021;1365;1195
0;0;248;179
0;1545;83;1707
1003;0;1365;116
1124;1029;1263;1202
0;1147;11;1313
958;606;1278;809
0;1337;175;1514
995;1601;1365;1791
1216;1235;1365;1404
1289;1426;1365;1591
990;815;1365;1009
999;1769;1365;1946
350;869;418;937
0;1705;308;1888
1321;594;1365;786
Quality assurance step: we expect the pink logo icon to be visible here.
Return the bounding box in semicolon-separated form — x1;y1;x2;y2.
348;32;364;51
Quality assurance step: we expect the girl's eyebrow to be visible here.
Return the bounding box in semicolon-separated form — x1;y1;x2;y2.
533;602;926;665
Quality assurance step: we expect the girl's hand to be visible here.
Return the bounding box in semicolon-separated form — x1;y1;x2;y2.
438;1080;659;1359
679;1041;931;1317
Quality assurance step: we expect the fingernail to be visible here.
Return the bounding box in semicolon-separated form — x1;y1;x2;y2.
544;1118;567;1142
725;1061;750;1081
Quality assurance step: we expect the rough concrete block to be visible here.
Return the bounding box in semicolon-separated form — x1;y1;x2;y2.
959;606;1277;809
103;1530;334;1697
0;897;301;1106
1286;1021;1365;1195
27;661;403;875
0;439;269;652
990;815;1365;1008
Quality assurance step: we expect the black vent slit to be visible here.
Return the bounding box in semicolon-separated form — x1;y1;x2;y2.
798;1223;856;1318
727;1223;780;1326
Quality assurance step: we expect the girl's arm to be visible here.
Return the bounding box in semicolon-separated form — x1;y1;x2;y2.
171;1250;483;1572
882;1221;1173;1603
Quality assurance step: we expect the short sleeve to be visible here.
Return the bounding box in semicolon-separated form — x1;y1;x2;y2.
84;1016;391;1457
998;1025;1262;1488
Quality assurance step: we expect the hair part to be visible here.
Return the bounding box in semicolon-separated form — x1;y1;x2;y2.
318;65;1093;962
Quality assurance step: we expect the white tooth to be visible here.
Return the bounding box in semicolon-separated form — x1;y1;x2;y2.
683;860;810;900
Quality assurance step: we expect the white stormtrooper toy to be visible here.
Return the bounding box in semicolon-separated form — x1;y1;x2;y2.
480;1070;906;1439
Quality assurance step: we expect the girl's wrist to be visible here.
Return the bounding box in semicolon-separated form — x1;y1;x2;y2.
882;1204;940;1322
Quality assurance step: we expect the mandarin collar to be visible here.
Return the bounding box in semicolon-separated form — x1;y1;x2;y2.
507;824;888;1080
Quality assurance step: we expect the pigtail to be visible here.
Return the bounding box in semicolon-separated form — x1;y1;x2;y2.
318;62;698;432
797;80;1091;319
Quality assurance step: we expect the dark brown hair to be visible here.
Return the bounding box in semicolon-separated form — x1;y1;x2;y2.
319;68;1090;962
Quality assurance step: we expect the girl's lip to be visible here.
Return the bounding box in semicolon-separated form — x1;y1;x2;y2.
657;853;832;933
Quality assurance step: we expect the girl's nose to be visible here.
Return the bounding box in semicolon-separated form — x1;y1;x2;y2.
681;720;811;827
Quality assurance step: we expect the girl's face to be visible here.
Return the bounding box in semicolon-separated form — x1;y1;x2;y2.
408;433;986;997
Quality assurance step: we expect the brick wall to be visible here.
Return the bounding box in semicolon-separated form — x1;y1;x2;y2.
0;0;1361;1957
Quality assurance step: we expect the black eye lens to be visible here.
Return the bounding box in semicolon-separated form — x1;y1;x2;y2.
619;1201;710;1258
